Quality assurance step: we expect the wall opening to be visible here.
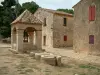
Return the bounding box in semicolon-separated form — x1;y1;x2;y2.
43;36;46;46
63;18;67;26
89;35;94;44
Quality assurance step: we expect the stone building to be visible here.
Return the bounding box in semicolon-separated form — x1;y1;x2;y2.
34;8;73;50
11;8;73;52
73;0;100;55
11;10;42;52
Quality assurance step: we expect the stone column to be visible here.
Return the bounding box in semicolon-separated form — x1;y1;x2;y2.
28;32;34;49
36;30;42;49
11;29;16;49
16;29;24;52
34;31;36;45
28;32;33;44
11;30;14;49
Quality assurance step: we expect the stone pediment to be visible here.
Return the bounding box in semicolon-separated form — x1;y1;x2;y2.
11;9;42;25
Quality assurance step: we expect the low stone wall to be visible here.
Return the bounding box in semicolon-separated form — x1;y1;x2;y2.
30;52;62;66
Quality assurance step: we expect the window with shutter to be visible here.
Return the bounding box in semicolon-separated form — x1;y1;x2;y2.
89;5;96;21
89;35;94;44
91;6;95;21
64;36;67;41
89;6;92;21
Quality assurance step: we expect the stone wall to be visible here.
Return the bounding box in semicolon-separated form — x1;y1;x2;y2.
53;14;73;48
73;0;100;55
34;9;54;49
34;8;73;50
11;23;42;51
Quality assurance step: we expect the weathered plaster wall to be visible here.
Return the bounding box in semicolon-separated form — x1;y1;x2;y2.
53;14;73;48
34;9;54;49
73;0;100;55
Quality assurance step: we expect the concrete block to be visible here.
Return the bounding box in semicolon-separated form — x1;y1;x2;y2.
29;52;35;57
56;56;62;66
41;55;56;66
35;53;41;60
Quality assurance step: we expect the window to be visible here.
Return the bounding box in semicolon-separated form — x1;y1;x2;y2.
89;35;94;44
43;36;46;46
63;18;67;26
64;35;67;41
44;18;46;26
89;5;96;21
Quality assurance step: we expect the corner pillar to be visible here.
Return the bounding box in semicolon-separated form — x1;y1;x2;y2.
11;31;14;49
16;29;24;52
36;30;42;49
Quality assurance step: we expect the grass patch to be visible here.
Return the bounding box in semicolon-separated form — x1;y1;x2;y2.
79;64;100;73
79;64;96;69
97;68;100;72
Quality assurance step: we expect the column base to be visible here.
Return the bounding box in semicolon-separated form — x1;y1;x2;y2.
9;48;19;54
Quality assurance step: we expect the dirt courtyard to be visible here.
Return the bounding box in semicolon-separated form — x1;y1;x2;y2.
0;46;100;75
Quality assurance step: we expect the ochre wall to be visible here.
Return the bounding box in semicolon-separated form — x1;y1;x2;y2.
73;0;100;55
53;14;73;48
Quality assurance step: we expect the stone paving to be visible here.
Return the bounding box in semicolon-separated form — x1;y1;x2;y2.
46;47;100;65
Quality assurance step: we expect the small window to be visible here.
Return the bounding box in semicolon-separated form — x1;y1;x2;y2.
63;18;67;26
64;35;67;41
44;18;46;26
89;35;94;44
89;5;96;21
43;36;46;46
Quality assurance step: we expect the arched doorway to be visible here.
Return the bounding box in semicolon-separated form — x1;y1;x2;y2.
23;27;37;51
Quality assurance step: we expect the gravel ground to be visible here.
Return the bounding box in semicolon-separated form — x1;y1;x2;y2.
0;47;100;75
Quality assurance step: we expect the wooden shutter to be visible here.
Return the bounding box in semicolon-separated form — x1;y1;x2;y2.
89;6;92;21
64;36;67;41
89;35;94;44
92;6;95;21
89;6;96;21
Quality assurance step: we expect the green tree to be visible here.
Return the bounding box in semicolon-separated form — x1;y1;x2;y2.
21;1;40;13
0;0;39;38
15;3;23;17
57;8;74;14
1;0;16;8
0;0;16;38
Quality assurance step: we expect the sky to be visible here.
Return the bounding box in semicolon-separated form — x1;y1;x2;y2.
0;0;80;9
